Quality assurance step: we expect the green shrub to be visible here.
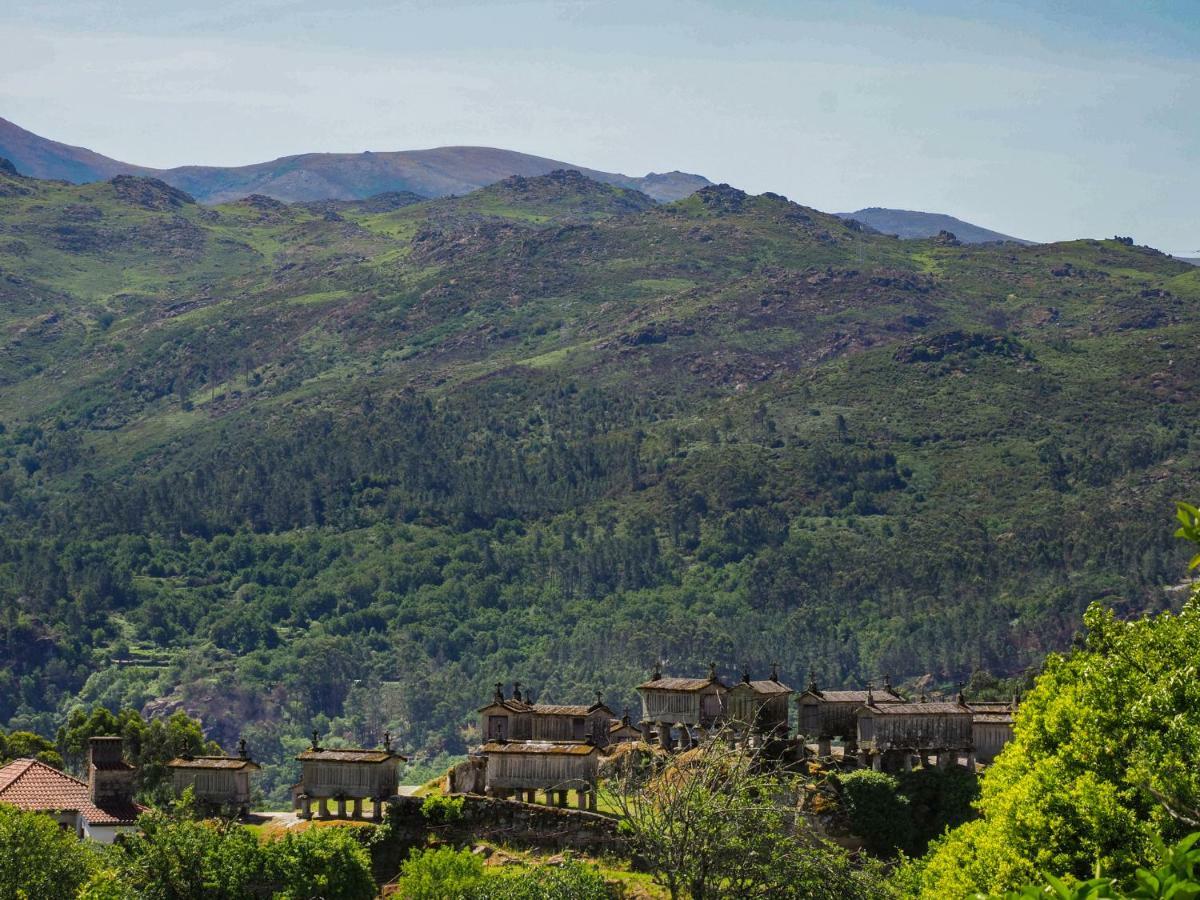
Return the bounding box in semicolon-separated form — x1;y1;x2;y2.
466;857;613;899
265;826;377;900
839;769;914;855
394;846;485;900
421;793;466;826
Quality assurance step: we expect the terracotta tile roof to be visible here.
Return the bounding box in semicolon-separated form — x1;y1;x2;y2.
296;748;405;763
167;756;261;771
0;759;142;826
481;741;598;756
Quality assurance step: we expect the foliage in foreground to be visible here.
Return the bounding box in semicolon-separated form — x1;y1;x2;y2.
392;846;613;899
0;804;98;900
913;547;1200;896
837;766;979;857
0;803;375;900
981;832;1200;899
609;739;894;899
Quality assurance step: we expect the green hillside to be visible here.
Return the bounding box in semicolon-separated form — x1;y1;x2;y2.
0;163;1196;801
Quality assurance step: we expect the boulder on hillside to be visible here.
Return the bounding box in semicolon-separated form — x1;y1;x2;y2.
0;157;19;176
110;175;195;210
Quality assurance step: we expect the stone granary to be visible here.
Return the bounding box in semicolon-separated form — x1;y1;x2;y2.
167;739;260;815
0;736;142;842
294;731;405;820
796;674;904;755
478;684;616;747
637;663;729;749
967;699;1016;763
855;693;975;772
480;740;600;811
607;709;644;744
727;664;793;738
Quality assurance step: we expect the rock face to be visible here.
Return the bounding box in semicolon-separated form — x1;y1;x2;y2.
110;175;195;210
0;157;18;176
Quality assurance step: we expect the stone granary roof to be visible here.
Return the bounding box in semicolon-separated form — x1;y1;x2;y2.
859;702;969;715
481;741;599;756
296;748;405;763
733;663;792;695
742;679;793;695
966;701;1015;724
167;756;261;771
796;671;903;704
478;683;614;717
0;758;142;825
637;661;729;692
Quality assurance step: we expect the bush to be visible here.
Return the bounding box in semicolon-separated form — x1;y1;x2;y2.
0;805;98;900
393;846;485;900
466;857;613;899
421;793;466;825
839;770;913;855
265;826;376;900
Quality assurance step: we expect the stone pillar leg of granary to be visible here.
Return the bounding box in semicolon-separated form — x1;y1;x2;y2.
351;798;362;819
300;796;312;819
903;753;914;772
373;798;383;820
337;796;347;819
871;754;883;772
559;791;570;807
966;752;977;771
318;797;329;818
658;722;672;751
640;720;654;743
576;790;587;810
817;738;832;758
588;791;597;812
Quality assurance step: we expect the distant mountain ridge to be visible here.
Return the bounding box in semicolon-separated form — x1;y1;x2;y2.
837;206;1032;245
0;116;710;203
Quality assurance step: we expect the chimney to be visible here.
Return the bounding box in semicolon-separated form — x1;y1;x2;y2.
88;736;135;806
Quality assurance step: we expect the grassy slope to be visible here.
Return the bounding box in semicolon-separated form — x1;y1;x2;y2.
0;167;1196;801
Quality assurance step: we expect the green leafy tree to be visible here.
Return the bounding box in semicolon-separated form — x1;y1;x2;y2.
980;832;1200;899
610;737;894;899
101;807;268;900
0;728;64;768
264;826;376;900
915;507;1200;896
0;805;98;900
56;707;215;801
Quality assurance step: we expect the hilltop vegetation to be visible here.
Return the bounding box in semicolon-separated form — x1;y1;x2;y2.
0;160;1197;798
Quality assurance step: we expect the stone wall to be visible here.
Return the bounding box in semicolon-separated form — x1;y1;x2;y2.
383;793;620;853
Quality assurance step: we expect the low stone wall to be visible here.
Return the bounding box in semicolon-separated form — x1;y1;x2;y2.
383;792;621;853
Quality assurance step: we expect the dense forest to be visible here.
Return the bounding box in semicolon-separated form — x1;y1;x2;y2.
0;162;1197;800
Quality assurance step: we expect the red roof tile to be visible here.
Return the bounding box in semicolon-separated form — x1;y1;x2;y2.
0;759;142;826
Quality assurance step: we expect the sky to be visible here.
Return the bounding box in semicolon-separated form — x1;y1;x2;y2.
0;0;1196;253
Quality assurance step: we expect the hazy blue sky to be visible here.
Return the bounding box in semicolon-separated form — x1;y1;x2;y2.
1;1;1196;252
